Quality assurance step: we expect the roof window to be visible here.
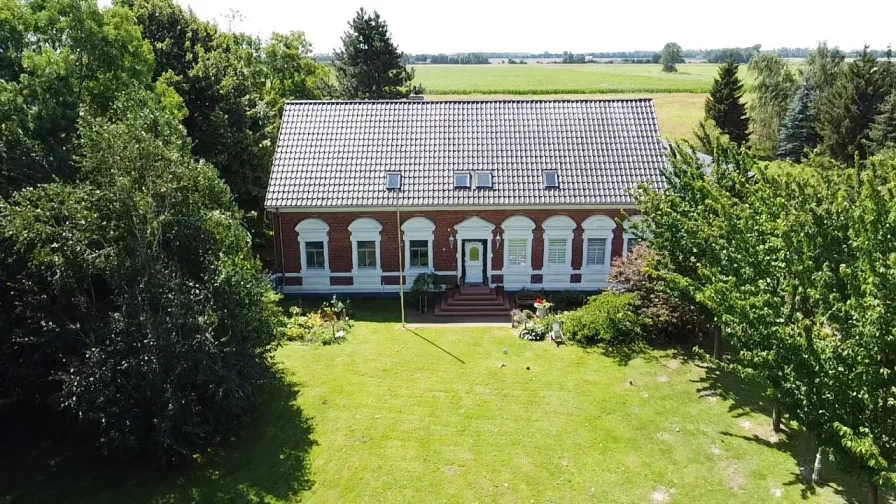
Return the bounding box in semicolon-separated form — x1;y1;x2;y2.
475;171;493;189
454;172;471;188
544;170;559;188
386;172;401;190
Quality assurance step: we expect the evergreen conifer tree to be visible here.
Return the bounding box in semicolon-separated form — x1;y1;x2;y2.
868;92;896;155
333;8;414;100
819;47;890;165
705;55;750;145
777;82;819;162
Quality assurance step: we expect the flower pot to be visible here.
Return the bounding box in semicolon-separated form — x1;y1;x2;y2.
536;306;546;318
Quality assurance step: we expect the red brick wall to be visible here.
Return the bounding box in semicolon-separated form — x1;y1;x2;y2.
272;208;635;278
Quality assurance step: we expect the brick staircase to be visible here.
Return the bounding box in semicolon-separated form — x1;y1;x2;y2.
434;285;514;319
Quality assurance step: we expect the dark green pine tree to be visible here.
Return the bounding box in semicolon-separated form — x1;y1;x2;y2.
333;8;415;100
705;56;750;146
777;82;819;162
868;92;896;155
818;47;890;165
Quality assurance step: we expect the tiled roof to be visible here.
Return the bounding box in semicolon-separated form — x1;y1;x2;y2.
265;99;667;209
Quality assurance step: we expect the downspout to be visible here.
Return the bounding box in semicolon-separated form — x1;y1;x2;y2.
396;198;406;326
277;209;285;293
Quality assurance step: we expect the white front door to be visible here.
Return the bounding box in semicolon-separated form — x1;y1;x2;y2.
464;241;484;284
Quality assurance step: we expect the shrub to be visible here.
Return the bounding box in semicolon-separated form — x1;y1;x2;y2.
282;298;353;345
608;244;707;342
554;289;587;311
563;292;644;346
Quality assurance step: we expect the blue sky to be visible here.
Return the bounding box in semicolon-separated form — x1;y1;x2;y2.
170;0;894;54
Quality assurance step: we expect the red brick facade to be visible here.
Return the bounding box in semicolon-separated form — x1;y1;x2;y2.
272;208;636;290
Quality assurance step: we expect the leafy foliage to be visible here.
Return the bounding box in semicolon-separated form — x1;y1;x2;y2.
636;136;896;495
705;56;750;145
0;89;283;465
563;292;644;347
332;8;414;100
748;53;799;156
608;245;706;342
660;42;683;73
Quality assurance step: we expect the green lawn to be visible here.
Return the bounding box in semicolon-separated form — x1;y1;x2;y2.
412;63;753;95
0;300;875;503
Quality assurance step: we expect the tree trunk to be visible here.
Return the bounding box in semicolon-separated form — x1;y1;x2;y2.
812;447;824;484
772;404;782;433
713;325;723;360
868;482;879;504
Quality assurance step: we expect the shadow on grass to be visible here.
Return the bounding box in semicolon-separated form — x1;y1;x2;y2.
720;429;868;504
406;328;466;364
699;367;871;504
0;373;315;504
583;340;697;367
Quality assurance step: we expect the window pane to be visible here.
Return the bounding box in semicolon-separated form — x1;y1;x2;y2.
507;239;527;266
547;238;567;266
586;238;608;266
476;172;492;188
410;240;429;267
469;246;480;261
305;241;325;269
454;173;470;188
357;240;376;268
626;238;640;254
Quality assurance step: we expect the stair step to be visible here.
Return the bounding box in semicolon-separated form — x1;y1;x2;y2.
444;298;504;306
434;309;512;317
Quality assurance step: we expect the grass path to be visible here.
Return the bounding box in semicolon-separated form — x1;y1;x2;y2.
0;306;876;503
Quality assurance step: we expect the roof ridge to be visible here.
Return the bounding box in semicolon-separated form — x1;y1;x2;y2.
284;98;656;105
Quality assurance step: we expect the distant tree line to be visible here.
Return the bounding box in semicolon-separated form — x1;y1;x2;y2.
410;53;490;64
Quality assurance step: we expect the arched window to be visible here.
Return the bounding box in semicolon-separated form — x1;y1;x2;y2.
295;219;330;286
581;215;616;271
348;218;383;282
623;215;647;256
501;215;536;271
402;217;436;272
541;215;577;271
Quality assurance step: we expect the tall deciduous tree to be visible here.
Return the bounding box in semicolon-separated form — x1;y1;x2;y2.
777;81;819;162
0;88;283;464
333;8;415;100
819;47;890;165
748;53;799;156
660;42;683;73
705;56;750;146
0;0;154;197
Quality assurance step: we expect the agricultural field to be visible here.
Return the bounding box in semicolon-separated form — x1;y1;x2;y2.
430;93;708;142
412;63;753;95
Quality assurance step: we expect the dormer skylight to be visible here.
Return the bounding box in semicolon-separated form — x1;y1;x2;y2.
475;171;493;189
544;170;559;188
454;172;471;188
386;172;401;190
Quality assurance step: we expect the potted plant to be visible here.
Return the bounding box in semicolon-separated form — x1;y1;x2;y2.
534;298;553;318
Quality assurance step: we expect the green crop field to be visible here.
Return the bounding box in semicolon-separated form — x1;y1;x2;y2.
412;63;753;95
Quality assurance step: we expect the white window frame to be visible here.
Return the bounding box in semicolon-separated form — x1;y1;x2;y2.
541;215;576;272
543;170;559;188
501;215;535;272
454;172;471;188
401;216;436;274
296;219;330;286
385;172;401;190
581;215;616;271
348;218;383;278
475;171;493;188
623;215;647;257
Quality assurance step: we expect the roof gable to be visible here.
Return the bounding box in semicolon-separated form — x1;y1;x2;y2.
266;99;667;209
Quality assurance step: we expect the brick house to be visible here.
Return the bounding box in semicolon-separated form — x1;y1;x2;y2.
265;99;666;296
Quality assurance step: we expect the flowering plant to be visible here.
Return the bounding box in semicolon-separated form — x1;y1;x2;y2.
534;298;553;310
